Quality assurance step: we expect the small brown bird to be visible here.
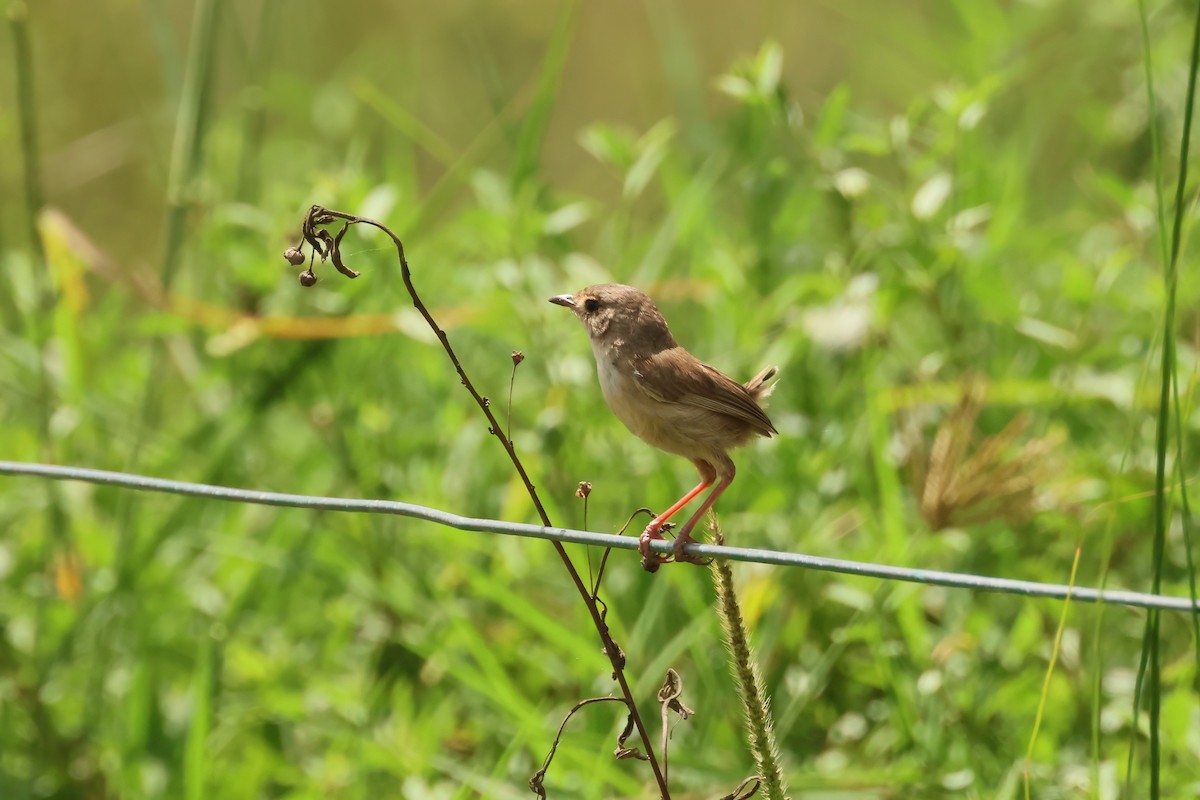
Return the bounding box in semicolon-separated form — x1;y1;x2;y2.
550;284;778;570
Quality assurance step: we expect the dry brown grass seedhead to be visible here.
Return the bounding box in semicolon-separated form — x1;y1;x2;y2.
908;377;1062;531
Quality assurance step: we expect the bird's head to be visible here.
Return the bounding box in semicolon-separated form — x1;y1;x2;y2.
549;283;676;354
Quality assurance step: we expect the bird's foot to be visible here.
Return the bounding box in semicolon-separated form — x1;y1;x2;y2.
671;532;711;566
638;520;674;573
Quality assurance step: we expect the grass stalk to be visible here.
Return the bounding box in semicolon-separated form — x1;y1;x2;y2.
9;1;45;272
117;0;222;571
1024;541;1082;799
184;632;217;800
8;5;76;794
1164;0;1200;676
1130;0;1200;796
162;0;221;284
9;0;67;570
509;0;576;190
708;519;789;800
8;0;54;436
233;0;279;202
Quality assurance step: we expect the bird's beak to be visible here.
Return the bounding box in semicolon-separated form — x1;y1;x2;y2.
549;294;576;309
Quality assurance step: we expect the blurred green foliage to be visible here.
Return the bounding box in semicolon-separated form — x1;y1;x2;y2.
2;0;1199;797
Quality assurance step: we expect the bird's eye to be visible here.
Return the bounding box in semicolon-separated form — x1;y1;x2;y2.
584;298;600;313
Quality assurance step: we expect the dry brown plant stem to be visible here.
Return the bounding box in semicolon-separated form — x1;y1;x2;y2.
290;206;671;797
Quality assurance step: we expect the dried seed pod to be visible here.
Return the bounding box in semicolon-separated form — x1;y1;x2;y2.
284;246;306;266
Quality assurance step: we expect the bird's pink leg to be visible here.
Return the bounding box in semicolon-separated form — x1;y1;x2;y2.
638;478;711;564
669;474;734;563
640;459;728;571
643;482;705;544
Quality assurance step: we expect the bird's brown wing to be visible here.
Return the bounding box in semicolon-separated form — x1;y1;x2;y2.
633;347;778;437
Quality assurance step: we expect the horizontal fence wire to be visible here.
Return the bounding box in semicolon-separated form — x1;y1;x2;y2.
2;459;1196;614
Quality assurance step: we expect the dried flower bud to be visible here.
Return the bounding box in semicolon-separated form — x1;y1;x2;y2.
299;269;317;287
575;481;592;499
284;246;305;266
511;350;525;366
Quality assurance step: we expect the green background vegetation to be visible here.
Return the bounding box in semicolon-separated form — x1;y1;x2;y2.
2;0;1199;797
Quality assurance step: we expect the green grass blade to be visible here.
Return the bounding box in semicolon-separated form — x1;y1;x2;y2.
1024;542;1081;799
184;634;217;800
162;0;221;285
509;0;577;190
1131;0;1200;796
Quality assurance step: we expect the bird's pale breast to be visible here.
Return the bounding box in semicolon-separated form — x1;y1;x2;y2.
591;341;752;463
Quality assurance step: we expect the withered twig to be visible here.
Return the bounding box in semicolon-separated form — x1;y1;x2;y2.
577;480;596;599
287;205;671;797
507;350;524;440
656;669;695;786
721;776;762;800
529;696;631;799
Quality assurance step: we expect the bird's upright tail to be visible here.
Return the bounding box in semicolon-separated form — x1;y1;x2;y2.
745;366;779;402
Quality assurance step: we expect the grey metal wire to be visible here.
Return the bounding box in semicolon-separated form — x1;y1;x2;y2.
2;459;1195;614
